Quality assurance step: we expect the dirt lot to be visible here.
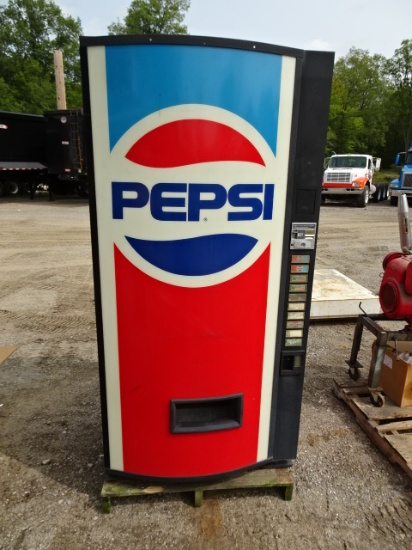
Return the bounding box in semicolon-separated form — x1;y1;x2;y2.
0;194;411;549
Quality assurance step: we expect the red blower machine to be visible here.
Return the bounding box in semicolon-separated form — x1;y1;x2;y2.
347;193;412;407
379;194;412;326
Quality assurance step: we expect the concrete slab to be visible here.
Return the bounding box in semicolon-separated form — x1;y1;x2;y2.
311;269;382;320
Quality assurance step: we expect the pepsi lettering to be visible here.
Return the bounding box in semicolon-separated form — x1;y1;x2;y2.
112;181;275;221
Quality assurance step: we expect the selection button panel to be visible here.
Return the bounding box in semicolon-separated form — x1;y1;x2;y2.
285;240;313;348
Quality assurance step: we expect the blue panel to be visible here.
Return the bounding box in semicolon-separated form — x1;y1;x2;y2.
125;234;258;276
105;45;282;156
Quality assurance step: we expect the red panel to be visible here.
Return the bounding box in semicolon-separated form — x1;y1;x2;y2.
114;245;271;478
125;119;265;167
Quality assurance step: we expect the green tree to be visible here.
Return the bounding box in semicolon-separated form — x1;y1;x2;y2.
0;0;83;113
108;0;190;35
328;48;388;155
384;39;412;153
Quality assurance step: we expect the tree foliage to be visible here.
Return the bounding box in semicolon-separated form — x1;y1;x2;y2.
328;48;387;155
108;0;190;35
327;41;412;167
384;39;412;152
0;0;82;113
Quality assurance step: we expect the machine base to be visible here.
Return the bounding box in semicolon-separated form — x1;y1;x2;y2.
101;467;294;512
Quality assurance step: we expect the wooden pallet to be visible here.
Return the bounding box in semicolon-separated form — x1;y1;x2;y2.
333;377;412;478
101;467;293;511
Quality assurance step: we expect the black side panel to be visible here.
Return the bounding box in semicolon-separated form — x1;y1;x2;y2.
291;51;335;221
271;50;334;461
0;111;47;163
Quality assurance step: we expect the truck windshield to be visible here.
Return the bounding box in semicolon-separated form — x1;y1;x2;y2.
406;151;412;164
328;156;367;169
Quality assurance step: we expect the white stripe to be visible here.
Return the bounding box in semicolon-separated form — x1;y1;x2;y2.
88;45;124;472
257;55;296;462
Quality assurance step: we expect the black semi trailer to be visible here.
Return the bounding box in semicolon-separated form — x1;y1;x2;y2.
0;109;88;198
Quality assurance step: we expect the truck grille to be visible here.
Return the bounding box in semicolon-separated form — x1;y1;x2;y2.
401;173;412;189
324;172;352;183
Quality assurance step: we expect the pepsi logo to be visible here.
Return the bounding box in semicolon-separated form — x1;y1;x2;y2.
125;119;266;168
107;104;285;287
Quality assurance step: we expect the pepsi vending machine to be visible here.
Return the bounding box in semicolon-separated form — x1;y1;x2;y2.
80;35;333;481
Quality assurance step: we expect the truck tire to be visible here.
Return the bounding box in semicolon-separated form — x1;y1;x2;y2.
373;185;381;202
0;181;4;197
75;181;89;198
356;186;369;207
22;182;33;195
390;196;398;206
7;180;21;196
50;182;68;195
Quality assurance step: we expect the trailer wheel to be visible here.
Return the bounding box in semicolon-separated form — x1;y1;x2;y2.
75;182;89;198
50;182;67;195
373;185;381;203
0;181;4;198
390;196;398;206
356;186;369;207
7;181;21;196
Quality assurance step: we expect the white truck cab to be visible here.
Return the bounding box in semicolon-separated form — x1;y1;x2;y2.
322;154;381;207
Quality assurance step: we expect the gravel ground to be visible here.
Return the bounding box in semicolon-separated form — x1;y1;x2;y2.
0;194;411;549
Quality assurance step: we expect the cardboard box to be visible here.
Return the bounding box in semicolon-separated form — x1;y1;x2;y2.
380;341;412;407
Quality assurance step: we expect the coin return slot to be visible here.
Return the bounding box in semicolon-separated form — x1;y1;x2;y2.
170;394;243;434
281;353;304;373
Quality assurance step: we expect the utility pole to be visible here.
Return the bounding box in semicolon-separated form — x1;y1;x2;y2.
54;50;67;110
